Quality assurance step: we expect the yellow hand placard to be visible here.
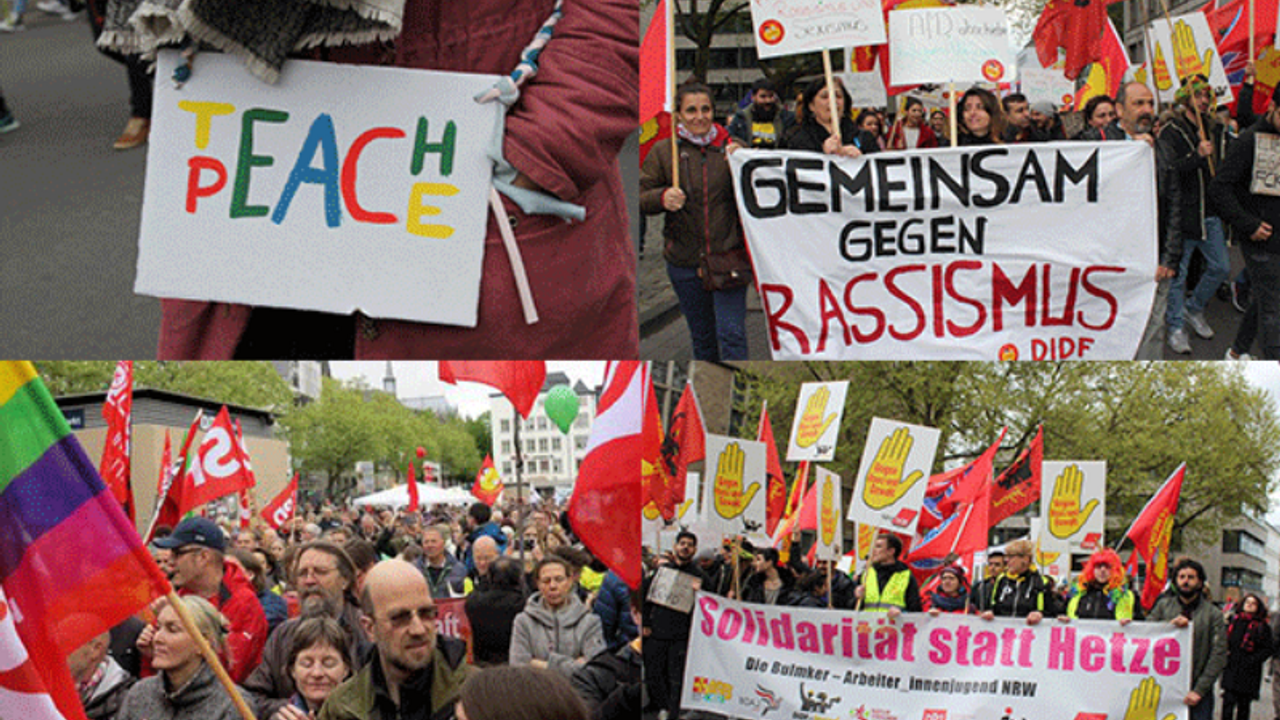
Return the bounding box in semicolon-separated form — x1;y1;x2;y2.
1123;677;1176;720
1048;464;1100;539
713;442;760;519
861;427;924;510
795;386;838;448
1171;19;1214;82
820;476;837;546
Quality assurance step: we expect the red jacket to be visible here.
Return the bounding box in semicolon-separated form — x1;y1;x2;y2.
178;560;269;683
158;0;639;359
885;119;939;150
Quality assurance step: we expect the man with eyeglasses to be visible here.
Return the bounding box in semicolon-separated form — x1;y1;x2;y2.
320;559;476;720
243;541;373;718
976;539;1060;624
146;517;268;683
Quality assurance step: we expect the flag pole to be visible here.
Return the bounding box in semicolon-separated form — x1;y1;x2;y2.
514;404;528;599
1138;0;1165;114
165;591;257;720
949;81;958;147
1250;0;1256;62
732;535;742;599
667;0;679;190
823;49;843;145
854;534;874;612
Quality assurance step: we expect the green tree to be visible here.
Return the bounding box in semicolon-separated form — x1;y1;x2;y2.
35;361;292;409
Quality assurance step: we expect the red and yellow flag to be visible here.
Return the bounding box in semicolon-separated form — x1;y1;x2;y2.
1124;464;1185;611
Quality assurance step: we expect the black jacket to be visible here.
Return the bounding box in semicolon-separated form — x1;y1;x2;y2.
977;571;1061;618
571;643;643;720
464;585;526;666
641;560;707;641
1222;612;1274;698
1210;115;1280;257
740;569;800;606
782;117;879;155
728;104;797;149
1156;110;1228;239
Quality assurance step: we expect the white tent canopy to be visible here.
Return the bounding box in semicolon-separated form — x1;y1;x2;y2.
351;483;475;509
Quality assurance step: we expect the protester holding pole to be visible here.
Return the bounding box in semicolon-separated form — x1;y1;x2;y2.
781;77;872;157
639;83;752;362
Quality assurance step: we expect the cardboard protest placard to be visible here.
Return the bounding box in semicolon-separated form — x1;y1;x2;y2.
647;566;702;613
749;0;887;59
1041;461;1106;553
1144;12;1234;106
1030;517;1072;579
838;71;888;108
703;436;769;541
136;51;501;326
888;7;1016;86
846;417;940;535
1020;66;1076;109
1253;134;1280;197
644;472;700;548
785;382;850;462
727;142;1158;360
813;466;844;561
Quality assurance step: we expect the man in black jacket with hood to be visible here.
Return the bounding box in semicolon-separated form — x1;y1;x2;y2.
643;530;707;720
1210;83;1280;359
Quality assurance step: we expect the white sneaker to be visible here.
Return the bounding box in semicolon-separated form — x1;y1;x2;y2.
0;14;25;31
1168;327;1192;354
36;0;69;14
1185;311;1215;339
1226;348;1255;361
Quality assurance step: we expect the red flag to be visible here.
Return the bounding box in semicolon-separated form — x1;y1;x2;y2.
989;425;1043;525
0;362;172;720
407;462;420;513
568;361;644;588
146;413;201;543
639;111;672;167
771;461;810;550
661;381;704;517
908;431;1004;575
1074;20;1130;109
233;419;257;530
439;362;547;419
260;474;299;530
758;404;787;535
1205;0;1278;114
640;0;671;124
642;377;674;520
99;360;134;523
182;406;255;510
472;455;504;506
1123;464;1185;610
1033;0;1111;80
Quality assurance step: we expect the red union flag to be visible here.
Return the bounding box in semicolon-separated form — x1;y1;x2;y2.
183;406;255;509
660;381;704;516
260;473;298;530
758;404;787;535
439;361;547;419
471;455;503;506
1124;463;1185;610
99;360;134;523
989;425;1043;525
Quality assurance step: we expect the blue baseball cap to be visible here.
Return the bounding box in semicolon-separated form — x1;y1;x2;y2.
153;517;226;552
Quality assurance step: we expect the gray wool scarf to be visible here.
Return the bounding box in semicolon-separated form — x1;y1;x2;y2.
97;0;405;83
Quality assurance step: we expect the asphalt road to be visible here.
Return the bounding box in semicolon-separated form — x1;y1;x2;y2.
0;16;641;358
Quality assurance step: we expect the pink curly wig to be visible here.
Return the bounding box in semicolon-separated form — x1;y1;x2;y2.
1079;549;1126;592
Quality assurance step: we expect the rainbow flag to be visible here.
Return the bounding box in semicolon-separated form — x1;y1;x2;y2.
0;362;171;720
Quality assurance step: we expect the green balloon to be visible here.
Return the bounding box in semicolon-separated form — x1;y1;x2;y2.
545;385;580;434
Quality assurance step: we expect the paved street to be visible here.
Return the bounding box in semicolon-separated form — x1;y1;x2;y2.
640;217;1253;362
0;17;641;358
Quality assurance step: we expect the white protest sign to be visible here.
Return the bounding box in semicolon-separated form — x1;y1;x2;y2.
785;381;850;462
846;417;941;535
1020;66;1077;109
703;435;769;541
837;72;887;108
684;593;1192;720
1042;461;1106;553
647;566;701;614
1144;13;1234;105
728;142;1158;360
136;51;501;326
749;0;887;60
813;466;844;561
1030;516;1072;579
1253;134;1280;196
889;7;1016;86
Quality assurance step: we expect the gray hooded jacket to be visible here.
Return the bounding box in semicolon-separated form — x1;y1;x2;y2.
509;591;606;679
117;663;247;720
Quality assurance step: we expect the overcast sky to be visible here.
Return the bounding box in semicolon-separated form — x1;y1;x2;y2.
328;362;606;419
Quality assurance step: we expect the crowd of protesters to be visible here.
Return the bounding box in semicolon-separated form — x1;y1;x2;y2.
643;528;1280;720
642;67;1280;360
69;498;640;720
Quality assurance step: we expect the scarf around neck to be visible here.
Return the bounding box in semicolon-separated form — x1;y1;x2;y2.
677;124;719;147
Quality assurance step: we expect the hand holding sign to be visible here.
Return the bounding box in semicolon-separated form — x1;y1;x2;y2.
795;386;838;448
713;442;760;519
1048;464;1099;539
861;428;923;510
1123;677;1176;720
1172;19;1213;81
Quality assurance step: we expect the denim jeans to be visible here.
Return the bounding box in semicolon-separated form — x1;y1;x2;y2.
1238;249;1280;359
667;262;748;360
1167;216;1229;330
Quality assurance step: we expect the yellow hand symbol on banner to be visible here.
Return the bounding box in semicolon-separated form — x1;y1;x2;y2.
861;427;924;510
1048;464;1099;539
820;476;837;546
713;443;760;519
479;468;501;492
1123;677;1177;720
643;501;661;521
795;386;838;448
1172;19;1214;82
1153;42;1173;91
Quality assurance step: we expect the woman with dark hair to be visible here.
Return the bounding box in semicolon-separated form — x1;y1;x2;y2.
782;77;879;157
272;618;352;720
639;82;751;361
741;547;798;605
1221;592;1273;720
924;565;970;614
1079;95;1118;137
886;97;940;150
1061;549;1134;622
957;87;1005;145
457;665;590;720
